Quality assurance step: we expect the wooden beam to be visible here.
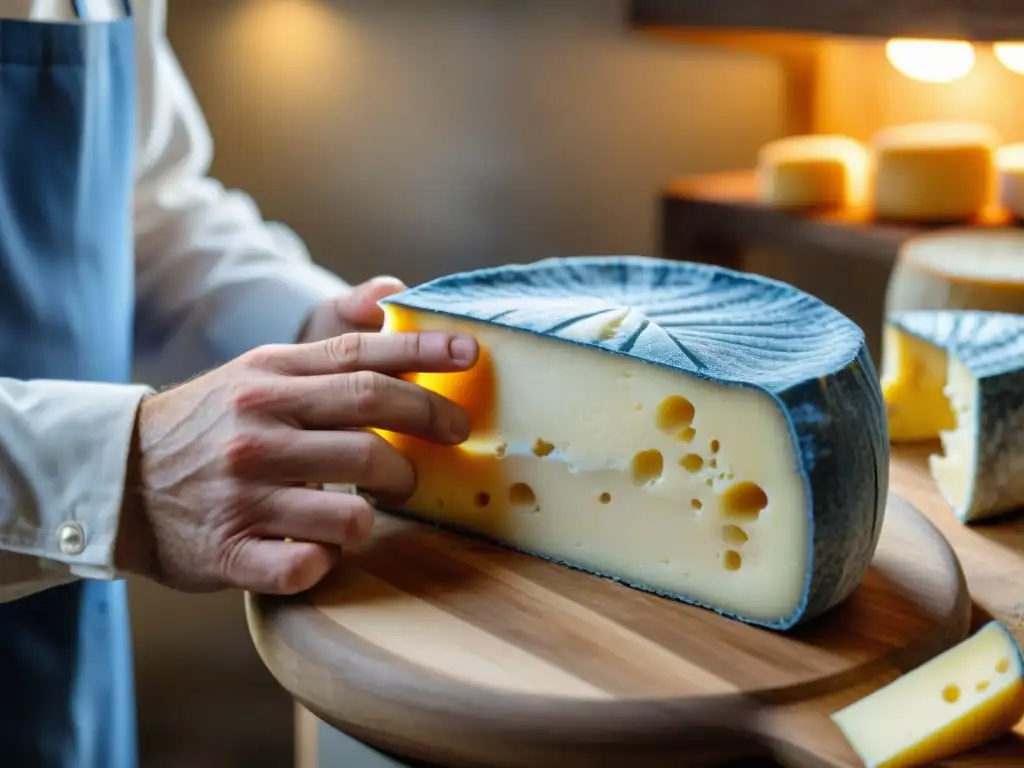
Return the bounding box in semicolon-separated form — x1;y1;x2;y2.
629;0;1024;42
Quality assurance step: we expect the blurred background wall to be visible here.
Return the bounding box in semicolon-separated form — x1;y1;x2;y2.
132;1;788;766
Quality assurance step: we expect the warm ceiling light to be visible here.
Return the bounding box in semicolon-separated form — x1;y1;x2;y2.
994;42;1024;74
885;38;976;83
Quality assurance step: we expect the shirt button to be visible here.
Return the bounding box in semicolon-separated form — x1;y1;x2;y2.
58;522;86;556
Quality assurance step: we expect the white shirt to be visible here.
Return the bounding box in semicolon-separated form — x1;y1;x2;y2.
0;0;350;601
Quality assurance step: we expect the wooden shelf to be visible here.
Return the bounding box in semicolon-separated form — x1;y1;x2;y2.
629;0;1024;42
659;170;1015;361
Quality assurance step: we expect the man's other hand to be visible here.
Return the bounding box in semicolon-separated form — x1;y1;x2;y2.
298;276;407;343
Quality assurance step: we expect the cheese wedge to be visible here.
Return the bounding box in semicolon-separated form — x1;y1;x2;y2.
755;134;869;211
997;142;1024;220
884;229;1024;317
882;310;1024;522
375;257;888;630
881;322;957;443
832;621;1024;768
871;122;999;223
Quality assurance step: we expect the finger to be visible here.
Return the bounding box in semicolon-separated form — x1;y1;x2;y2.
338;276;408;329
284;371;470;443
226;538;338;595
250;430;418;500
255;486;375;548
267;331;478;377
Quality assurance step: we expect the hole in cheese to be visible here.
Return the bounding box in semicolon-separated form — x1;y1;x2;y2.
598;492;611;504
942;684;961;703
509;483;537;509
705;478;714;487
710;439;720;454
723;550;742;571
997;658;1010;673
680;454;704;472
722;525;749;545
976;680;990;692
532;439;555;457
709;458;718;469
474;492;491;508
721;481;769;521
691;498;702;510
655;395;695;434
494;443;507;458
631;450;664;486
678;427;696;443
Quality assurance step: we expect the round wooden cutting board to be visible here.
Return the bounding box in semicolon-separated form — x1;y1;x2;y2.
247;492;971;768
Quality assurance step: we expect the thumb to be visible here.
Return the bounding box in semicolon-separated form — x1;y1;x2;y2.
339;276;408;328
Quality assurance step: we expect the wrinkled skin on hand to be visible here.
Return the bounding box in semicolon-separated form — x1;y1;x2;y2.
115;330;478;595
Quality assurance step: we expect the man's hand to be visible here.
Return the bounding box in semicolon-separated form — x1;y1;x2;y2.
115;331;478;595
298;276;407;343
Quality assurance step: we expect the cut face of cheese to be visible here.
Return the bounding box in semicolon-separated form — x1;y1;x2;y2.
831;621;1024;768
870;122;1000;223
882;310;1024;522
881;324;956;442
376;257;889;630
884;229;1024;317
755;134;868;211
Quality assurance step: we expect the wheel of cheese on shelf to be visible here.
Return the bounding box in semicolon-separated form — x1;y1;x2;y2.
870;122;1000;223
996;142;1024;220
755;134;868;211
884;229;1024;317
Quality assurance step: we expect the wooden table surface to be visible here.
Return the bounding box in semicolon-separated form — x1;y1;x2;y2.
280;444;1024;767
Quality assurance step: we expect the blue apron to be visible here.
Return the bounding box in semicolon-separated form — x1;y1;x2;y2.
0;1;139;767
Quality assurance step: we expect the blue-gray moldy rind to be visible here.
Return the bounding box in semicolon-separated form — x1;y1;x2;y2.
889;310;1024;522
380;256;890;631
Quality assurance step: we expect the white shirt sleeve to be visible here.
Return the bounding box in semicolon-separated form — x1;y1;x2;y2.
0;1;351;600
0;380;151;602
131;0;350;387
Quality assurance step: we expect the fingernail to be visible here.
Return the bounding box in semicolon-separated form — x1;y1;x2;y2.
449;335;477;365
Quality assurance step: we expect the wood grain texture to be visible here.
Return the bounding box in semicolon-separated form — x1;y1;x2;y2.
247;490;969;767
628;0;1024;41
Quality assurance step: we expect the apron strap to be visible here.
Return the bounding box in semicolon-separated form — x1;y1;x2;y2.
70;0;133;20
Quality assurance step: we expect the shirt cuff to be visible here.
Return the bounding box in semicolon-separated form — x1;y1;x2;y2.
0;379;152;586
